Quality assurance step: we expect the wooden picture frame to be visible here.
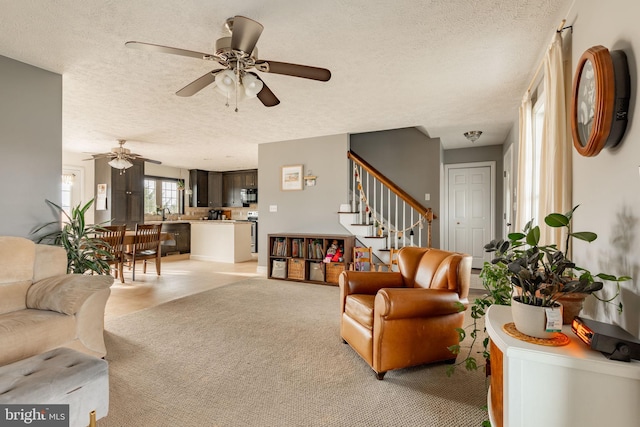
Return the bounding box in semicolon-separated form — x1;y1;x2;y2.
281;165;303;191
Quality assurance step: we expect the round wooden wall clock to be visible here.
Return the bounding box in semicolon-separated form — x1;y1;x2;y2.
571;45;630;157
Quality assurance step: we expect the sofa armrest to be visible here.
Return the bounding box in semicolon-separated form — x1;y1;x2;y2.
339;271;404;295
26;274;113;315
375;288;465;320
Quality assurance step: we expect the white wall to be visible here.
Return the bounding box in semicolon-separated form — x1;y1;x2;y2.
0;55;62;238
566;0;640;337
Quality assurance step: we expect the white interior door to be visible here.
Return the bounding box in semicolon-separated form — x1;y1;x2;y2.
446;165;493;269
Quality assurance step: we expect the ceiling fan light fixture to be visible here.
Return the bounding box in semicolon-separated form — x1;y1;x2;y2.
215;69;236;95
464;131;483;143
108;157;133;170
242;73;263;98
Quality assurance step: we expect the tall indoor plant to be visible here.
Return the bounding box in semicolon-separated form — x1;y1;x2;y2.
33;199;113;274
485;205;630;336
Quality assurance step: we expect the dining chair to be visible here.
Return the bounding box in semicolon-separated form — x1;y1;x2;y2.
124;223;162;281
98;225;126;283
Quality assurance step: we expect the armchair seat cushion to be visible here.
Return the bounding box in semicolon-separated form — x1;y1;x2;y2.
0;310;75;366
345;295;375;329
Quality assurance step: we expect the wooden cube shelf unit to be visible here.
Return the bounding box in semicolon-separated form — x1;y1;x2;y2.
268;233;354;285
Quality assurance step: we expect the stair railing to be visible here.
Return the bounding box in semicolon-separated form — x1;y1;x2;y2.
348;150;436;249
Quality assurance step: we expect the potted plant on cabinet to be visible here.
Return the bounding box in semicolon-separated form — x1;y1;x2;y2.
484;205;630;338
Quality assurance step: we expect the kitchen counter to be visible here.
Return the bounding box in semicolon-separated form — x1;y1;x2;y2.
189;220;252;263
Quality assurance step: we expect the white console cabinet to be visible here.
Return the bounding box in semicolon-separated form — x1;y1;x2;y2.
486;305;640;427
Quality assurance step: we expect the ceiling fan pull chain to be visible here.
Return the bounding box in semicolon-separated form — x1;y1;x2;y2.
235;60;240;112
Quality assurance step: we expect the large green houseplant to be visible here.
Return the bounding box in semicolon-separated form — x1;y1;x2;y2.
448;205;631;373
485;205;630;310
33;199;113;275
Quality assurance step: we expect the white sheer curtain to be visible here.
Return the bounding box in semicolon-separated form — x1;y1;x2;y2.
515;92;532;232
538;33;572;247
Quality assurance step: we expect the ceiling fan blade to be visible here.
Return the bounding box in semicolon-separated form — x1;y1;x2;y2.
125;41;213;60
248;73;280;107
255;60;331;82
176;70;223;97
87;153;115;160
230;16;264;55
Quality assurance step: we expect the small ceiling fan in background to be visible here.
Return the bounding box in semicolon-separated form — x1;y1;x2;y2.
84;139;161;174
125;15;331;111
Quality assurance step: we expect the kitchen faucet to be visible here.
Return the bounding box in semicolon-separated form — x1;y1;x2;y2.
160;207;171;221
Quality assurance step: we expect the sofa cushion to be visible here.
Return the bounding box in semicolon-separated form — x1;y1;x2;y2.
33;244;67;282
26;274;113;315
0;237;36;315
345;294;375;330
0;309;76;366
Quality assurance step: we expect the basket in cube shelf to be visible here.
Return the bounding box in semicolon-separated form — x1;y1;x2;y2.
309;262;325;281
325;262;345;284
271;259;287;279
288;258;305;280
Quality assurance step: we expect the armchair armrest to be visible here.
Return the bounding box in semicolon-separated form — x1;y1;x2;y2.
339;271;404;296
375;288;465;320
26;274;113;315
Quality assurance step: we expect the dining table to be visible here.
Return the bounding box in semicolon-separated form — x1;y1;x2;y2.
122;230;175;246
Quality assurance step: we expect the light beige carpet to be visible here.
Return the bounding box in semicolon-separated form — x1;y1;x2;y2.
98;278;487;427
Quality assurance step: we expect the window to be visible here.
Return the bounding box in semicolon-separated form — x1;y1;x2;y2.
521;91;544;225
144;177;180;214
144;179;156;214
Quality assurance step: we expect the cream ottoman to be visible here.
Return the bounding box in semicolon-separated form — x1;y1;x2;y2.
0;347;108;427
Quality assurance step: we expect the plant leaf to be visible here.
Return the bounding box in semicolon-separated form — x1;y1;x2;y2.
526;225;540;246
545;213;569;227
570;231;597;242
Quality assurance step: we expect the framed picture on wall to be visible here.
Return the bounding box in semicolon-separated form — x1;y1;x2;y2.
281;165;303;191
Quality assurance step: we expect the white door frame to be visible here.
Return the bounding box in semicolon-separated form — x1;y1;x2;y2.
442;161;496;253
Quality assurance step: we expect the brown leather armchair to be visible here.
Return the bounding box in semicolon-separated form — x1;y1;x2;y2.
339;247;471;379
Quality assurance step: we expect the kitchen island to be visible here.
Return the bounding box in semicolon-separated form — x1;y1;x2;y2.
189;220;253;263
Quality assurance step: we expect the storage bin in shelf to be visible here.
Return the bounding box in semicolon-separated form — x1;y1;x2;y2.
325;262;345;284
288;258;305;280
271;259;287;279
308;261;325;282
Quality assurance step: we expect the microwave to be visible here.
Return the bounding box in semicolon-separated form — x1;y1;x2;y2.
240;188;257;206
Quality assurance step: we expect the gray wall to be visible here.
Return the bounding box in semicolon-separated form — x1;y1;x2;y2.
0;55;62;237
257;134;350;267
565;0;640;337
443;145;505;240
350;127;442;247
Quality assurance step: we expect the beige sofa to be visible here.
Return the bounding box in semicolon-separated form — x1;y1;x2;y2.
0;236;113;366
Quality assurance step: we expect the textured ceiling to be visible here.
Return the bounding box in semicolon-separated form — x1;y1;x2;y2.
0;0;571;171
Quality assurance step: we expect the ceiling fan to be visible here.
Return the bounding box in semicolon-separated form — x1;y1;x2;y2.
85;139;161;173
125;15;331;110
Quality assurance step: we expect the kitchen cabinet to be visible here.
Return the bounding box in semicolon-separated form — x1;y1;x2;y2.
189;169;209;207
243;170;257;188
94;158;144;230
223;172;243;207
161;222;191;256
223;169;257;207
208;172;223;207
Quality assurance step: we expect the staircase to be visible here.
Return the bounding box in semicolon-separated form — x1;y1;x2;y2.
339;151;436;267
